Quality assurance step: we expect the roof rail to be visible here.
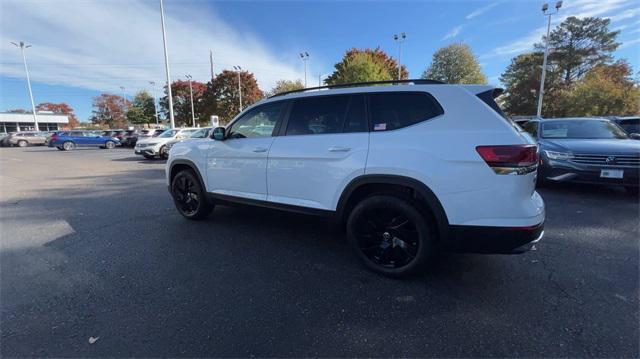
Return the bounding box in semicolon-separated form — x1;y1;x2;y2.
269;78;446;98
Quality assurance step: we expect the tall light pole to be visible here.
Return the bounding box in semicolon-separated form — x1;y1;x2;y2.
299;52;309;87
233;66;243;111
185;74;196;126
537;1;562;118
149;81;159;125
119;86;127;108
393;33;406;81
159;0;175;129
11;41;38;131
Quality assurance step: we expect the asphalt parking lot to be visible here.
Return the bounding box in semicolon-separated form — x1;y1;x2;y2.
1;146;638;357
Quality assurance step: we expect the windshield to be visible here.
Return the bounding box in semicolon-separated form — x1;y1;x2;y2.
190;128;211;138
541;120;628;139
158;129;178;138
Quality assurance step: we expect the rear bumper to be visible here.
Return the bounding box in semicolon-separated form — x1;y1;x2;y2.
446;222;544;254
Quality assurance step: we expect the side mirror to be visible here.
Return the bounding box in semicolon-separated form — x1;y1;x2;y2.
211;127;226;141
629;133;640;140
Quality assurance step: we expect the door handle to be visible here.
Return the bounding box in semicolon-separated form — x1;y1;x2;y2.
253;147;268;153
328;146;351;152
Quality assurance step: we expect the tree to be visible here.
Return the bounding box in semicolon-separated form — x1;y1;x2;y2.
202;70;263;125
90;94;128;128
499;52;565;116
266;79;304;97
35;102;79;128
127;91;156;125
160;80;208;127
422;43;487;84
536;16;620;85
325;48;408;85
563;61;639;117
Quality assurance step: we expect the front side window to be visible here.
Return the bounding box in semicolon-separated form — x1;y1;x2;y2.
541;120;629;139
286;95;350;136
369;92;443;131
228;102;284;139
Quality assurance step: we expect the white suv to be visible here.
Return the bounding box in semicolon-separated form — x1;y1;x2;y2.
135;127;199;159
166;80;545;277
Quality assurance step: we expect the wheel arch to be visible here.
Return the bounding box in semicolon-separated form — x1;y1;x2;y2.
336;175;450;240
169;159;206;191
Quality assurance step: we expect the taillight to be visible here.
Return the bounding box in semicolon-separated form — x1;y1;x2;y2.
476;145;538;175
51;134;59;141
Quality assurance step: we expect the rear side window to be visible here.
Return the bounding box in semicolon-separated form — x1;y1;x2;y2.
343;95;367;133
369;92;443;131
286;95;350;136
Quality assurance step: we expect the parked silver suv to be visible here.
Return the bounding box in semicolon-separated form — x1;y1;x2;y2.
9;132;47;147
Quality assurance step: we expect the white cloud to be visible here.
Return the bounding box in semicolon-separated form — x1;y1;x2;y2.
466;2;499;20
442;25;463;40
0;0;304;94
619;38;640;49
481;0;638;59
607;8;640;22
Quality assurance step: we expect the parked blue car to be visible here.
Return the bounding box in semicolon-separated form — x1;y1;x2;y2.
48;130;120;151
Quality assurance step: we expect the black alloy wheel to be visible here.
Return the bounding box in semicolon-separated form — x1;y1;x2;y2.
171;170;213;220
347;195;434;277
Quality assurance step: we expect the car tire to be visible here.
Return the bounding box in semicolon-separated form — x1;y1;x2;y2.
62;141;76;151
171;169;214;220
160;145;168;159
17;140;28;147
105;141;116;149
346;195;435;278
625;186;639;196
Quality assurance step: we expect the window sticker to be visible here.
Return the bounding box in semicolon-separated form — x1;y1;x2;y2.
374;123;387;131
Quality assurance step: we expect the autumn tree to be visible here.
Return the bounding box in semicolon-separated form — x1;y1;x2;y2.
422;43;487;84
203;70;263;124
266;79;304;97
325;48;408;85
90;94;128;128
127;91;156;125
35;102;79;128
160;80;207;127
563;61;639;116
536;16;620;85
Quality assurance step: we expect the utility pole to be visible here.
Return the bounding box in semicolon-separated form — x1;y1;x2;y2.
11;41;38;131
159;0;175;129
149;81;159;125
393;33;406;81
233;66;243;111
299;52;309;87
537;1;562;118
120;86;127;108
209;50;215;81
185;74;195;126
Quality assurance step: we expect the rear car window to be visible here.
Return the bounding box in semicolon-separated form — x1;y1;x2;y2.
369;92;443;131
286;95;350;136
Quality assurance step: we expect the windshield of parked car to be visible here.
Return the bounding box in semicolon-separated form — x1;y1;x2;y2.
541;120;629;139
159;130;178;138
189;128;211;138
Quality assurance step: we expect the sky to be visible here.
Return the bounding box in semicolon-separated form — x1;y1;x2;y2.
0;0;638;121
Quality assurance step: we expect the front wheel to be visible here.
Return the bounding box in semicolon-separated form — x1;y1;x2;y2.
62;141;76;151
347;195;435;277
104;140;116;149
160;145;168;159
17;140;28;147
171;170;214;220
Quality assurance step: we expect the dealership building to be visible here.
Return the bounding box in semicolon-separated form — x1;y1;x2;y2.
0;112;69;133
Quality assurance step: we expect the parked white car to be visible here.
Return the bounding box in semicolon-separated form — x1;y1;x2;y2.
166;79;545;277
164;127;213;158
135;128;199;159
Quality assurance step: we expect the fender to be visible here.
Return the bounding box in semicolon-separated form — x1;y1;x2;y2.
336;174;450;239
168;159;206;191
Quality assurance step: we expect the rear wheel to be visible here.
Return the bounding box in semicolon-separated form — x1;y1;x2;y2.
62;141;75;151
105;140;116;149
17;140;27;147
171;169;213;220
347;195;435;277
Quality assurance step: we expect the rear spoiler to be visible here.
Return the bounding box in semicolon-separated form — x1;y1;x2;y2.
460;85;504;98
